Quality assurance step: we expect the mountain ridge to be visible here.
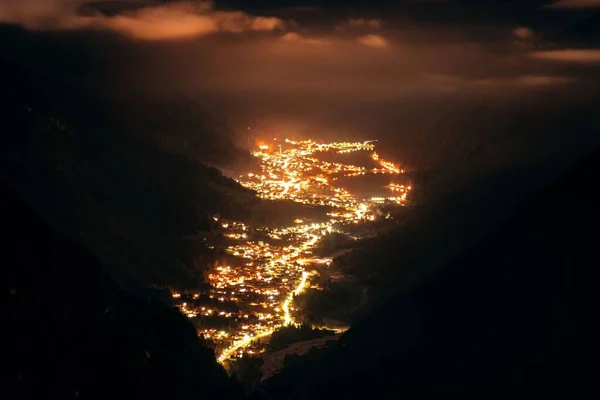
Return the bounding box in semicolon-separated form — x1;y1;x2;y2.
3;180;246;400
260;144;596;398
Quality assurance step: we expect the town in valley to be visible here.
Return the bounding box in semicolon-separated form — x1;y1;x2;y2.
171;138;412;362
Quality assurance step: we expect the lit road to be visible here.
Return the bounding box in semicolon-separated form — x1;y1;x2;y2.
218;270;311;363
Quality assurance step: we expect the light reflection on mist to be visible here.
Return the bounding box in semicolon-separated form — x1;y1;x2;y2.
2;0;599;199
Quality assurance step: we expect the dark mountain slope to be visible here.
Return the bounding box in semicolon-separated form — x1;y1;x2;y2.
0;47;255;289
0;24;252;170
262;147;597;397
3;182;245;400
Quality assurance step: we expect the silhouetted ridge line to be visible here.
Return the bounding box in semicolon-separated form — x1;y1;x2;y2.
4;182;245;400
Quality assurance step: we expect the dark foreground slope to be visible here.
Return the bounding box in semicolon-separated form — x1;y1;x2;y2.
3;182;244;400
262;148;598;398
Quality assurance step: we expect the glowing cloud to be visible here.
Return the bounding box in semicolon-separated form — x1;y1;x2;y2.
0;0;285;40
281;32;330;46
425;73;576;92
512;75;576;87
513;27;535;40
357;34;389;48
530;49;600;63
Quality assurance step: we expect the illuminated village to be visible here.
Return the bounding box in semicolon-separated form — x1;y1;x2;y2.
171;139;411;363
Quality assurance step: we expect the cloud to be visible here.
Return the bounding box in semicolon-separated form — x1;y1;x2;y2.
513;27;535;40
424;73;576;92
164;29;582;100
544;0;600;9
530;49;600;63
281;32;330;46
4;4;587;102
0;0;285;40
357;34;389;48
511;75;576;87
0;0;87;30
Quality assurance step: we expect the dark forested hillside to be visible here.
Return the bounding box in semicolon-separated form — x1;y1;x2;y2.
3;182;245;400
0;37;255;288
261;146;596;398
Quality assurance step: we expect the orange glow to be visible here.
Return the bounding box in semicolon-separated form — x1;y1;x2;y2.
172;138;410;363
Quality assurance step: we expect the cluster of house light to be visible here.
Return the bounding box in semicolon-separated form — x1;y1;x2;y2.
171;139;411;363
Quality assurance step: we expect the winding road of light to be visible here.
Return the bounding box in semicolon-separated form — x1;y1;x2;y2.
218;329;274;363
218;270;311;363
282;271;311;326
